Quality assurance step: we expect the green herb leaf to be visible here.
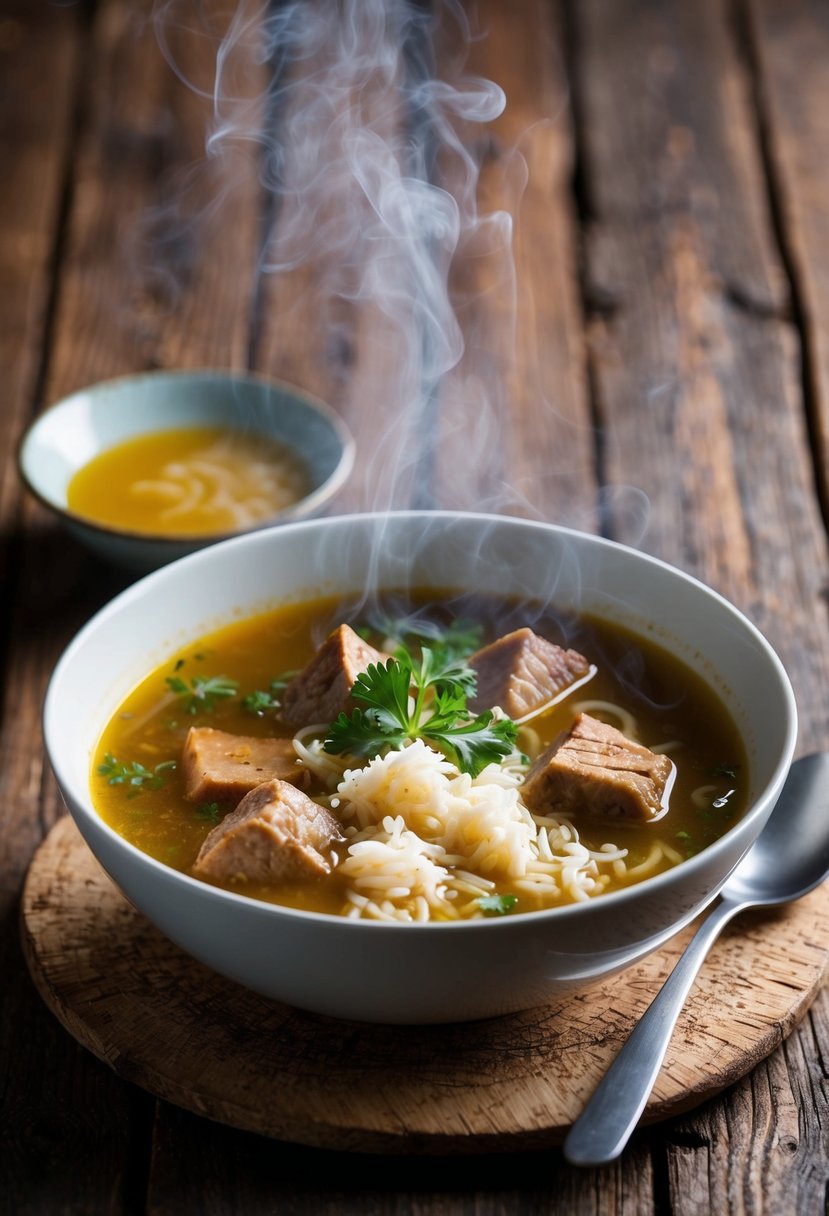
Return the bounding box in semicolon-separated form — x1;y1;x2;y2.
323;650;517;777
166;673;239;715
241;689;278;714
416;646;478;699
349;659;414;733
326;708;408;757
478;893;518;916
241;672;298;716
710;763;740;780
675;829;697;858
423;710;518;778
195;802;221;824
371;615;483;664
96;753;176;794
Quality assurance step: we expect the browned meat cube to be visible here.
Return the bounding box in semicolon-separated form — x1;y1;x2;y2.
182;727;311;804
192;779;344;884
521;713;675;822
468;628;593;722
280;623;388;729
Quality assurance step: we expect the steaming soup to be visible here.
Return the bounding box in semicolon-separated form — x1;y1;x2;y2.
92;592;747;921
67;425;310;537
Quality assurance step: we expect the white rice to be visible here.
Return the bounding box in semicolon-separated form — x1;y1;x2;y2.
327;739;633;922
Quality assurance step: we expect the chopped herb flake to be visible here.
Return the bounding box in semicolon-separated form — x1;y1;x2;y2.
241;672;297;716
710;763;740;780
478;893;518;916
195;802;221;824
97;754;176;794
166;674;239;715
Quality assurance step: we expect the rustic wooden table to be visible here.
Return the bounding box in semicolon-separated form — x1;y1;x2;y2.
3;0;829;1211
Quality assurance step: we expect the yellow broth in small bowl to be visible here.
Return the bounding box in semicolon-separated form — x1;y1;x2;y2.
18;370;354;571
67;425;311;538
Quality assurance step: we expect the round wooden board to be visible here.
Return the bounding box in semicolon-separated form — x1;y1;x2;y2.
20;816;829;1154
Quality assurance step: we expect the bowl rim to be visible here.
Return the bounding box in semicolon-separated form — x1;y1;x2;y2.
43;509;799;933
17;368;356;546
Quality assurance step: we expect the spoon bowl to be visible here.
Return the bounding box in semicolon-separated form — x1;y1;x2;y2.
721;752;829;906
564;751;829;1166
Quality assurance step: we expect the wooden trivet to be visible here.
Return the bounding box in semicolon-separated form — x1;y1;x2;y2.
20;815;829;1154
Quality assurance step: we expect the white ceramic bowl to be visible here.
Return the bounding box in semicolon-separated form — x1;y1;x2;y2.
43;512;797;1023
18;370;354;572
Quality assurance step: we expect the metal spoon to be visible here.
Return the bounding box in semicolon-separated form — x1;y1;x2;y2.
563;751;829;1167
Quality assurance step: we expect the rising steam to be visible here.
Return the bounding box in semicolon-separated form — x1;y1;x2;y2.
150;0;524;514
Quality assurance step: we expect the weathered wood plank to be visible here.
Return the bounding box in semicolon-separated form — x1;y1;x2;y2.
0;0;80;894
745;0;829;513
0;0;79;612
575;0;829;755
44;0;263;406
145;1101;656;1216
0;9;155;1214
660;990;829;1214
432;0;596;525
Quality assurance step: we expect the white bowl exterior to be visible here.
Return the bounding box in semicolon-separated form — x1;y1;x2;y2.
44;513;797;1022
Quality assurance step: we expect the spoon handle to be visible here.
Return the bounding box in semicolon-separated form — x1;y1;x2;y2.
563;895;746;1166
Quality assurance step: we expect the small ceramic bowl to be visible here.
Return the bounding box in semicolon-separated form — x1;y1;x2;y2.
17;370;354;571
43;512;798;1024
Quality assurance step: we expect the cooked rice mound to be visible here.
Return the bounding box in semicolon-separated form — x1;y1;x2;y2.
329;739;632;922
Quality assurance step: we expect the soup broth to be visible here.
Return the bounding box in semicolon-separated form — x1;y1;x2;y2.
67;425;310;536
91;592;748;920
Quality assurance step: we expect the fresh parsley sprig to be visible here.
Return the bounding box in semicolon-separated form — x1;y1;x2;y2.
323;653;517;778
165;673;239;715
97;754;176;796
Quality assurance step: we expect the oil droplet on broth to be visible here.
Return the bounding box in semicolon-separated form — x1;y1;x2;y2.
67;426;311;537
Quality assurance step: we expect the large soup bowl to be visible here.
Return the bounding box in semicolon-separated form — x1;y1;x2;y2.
43;512;797;1023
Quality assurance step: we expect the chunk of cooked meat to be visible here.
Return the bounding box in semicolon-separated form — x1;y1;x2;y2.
192;778;344;884
182;727;311;804
280;623;388;729
468;628;593;722
521;712;675;822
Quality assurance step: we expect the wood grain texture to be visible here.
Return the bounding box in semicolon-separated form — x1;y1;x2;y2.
432;0;596;524
574;0;829;753
662;997;829;1216
21;815;829;1155
0;2;77;534
746;0;829;514
43;0;263;406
